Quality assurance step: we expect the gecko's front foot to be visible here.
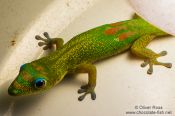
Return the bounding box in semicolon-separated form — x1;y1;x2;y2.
141;51;172;74
35;32;53;50
77;84;96;101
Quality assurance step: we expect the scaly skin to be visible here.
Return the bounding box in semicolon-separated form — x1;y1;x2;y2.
8;17;172;101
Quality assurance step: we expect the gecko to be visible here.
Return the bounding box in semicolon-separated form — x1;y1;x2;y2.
8;15;172;101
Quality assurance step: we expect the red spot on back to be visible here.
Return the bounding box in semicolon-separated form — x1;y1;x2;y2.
119;32;134;41
104;26;127;35
104;28;118;35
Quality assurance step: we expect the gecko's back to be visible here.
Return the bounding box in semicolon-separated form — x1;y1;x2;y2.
37;18;166;69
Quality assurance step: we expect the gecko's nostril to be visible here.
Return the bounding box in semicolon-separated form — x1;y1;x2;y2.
8;86;18;96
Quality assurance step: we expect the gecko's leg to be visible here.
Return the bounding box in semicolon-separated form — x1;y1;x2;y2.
74;64;96;101
35;32;64;50
131;35;172;74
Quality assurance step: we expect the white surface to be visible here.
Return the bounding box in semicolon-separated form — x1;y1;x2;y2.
1;0;175;116
129;0;175;36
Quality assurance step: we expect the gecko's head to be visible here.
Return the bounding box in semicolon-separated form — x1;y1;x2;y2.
8;63;54;96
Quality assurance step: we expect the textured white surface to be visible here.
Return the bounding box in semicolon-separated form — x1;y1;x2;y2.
1;0;175;116
129;0;175;36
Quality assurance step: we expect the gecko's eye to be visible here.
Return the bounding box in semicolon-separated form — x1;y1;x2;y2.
34;78;46;88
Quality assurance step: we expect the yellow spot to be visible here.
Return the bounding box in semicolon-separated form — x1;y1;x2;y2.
115;38;119;42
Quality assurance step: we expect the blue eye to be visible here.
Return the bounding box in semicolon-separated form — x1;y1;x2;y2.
34;78;46;88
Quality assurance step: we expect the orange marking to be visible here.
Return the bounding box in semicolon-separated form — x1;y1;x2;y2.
104;26;127;35
14;81;31;91
119;32;134;41
31;63;48;75
104;28;118;35
22;72;33;82
36;66;44;71
32;63;44;71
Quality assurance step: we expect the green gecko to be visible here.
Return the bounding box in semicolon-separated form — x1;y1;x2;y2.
8;15;172;101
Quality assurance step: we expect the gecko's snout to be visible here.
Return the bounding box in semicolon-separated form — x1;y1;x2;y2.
8;83;23;96
8;86;18;96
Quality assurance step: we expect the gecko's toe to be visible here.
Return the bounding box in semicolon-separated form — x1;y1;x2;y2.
35;35;46;42
81;85;88;89
78;94;86;101
141;60;149;67
43;46;50;50
159;51;167;56
147;67;153;74
35;35;41;40
91;92;96;100
38;42;46;46
78;89;86;94
43;32;51;40
164;63;172;68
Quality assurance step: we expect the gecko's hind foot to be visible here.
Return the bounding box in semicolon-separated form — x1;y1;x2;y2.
77;85;96;101
35;32;53;50
140;50;172;74
141;59;172;75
